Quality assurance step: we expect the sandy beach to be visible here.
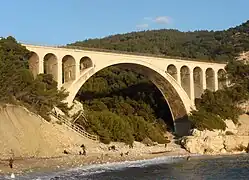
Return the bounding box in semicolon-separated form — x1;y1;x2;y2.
0;105;189;175
0;143;190;175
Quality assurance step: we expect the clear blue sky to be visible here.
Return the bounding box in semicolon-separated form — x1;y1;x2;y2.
0;0;248;45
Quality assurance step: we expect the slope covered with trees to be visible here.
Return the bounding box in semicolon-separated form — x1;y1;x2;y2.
68;20;249;62
0;37;68;120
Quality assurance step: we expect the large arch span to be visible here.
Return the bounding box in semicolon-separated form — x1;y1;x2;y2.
24;44;227;136
65;60;194;136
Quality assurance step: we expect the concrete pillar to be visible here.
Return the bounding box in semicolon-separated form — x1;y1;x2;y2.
177;67;181;85
189;68;195;103
75;59;80;79
57;59;63;89
214;70;218;91
202;68;206;90
39;53;44;74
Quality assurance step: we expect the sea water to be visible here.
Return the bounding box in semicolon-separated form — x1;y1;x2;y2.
1;154;249;180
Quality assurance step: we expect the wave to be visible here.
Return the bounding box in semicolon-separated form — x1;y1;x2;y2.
61;154;201;177
4;154;201;180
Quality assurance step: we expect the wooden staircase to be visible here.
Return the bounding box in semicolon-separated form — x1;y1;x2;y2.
51;112;99;141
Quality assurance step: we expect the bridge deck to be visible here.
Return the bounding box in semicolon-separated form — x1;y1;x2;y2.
22;43;227;65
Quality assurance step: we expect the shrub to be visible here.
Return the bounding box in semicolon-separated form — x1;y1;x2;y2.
195;89;243;124
86;110;134;145
189;109;226;131
78;110;168;145
146;123;169;144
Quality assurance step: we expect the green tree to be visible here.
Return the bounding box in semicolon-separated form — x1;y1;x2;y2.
0;36;68;120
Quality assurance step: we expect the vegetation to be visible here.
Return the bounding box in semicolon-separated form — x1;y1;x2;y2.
75;66;171;144
0;36;68;120
68;20;249;62
189;60;249;130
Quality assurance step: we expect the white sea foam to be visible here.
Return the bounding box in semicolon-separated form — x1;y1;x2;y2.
2;154;201;180
62;153;201;177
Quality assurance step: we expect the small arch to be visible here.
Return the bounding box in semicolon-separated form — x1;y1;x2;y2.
166;64;177;80
218;69;226;89
29;52;39;78
206;68;215;91
43;53;58;81
62;55;76;83
193;67;203;98
180;66;191;98
80;56;93;72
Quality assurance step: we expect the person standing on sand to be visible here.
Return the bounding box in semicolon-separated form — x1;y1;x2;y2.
9;149;14;169
9;157;14;169
81;144;86;156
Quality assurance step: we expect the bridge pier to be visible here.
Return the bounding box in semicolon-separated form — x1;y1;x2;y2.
75;59;80;80
202;70;206;91
189;69;195;104
57;60;63;89
214;70;219;91
177;68;181;85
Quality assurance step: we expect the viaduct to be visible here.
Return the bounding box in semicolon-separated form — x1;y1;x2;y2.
24;44;227;135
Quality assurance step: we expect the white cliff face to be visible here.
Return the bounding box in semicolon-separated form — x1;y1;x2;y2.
68;100;84;117
224;136;249;152
181;130;226;154
224;120;238;134
181;119;249;155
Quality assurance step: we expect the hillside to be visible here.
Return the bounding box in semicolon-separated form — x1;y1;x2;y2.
0;105;97;159
68;20;249;62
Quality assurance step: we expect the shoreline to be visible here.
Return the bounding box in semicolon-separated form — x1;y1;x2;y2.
0;150;191;175
0;148;247;177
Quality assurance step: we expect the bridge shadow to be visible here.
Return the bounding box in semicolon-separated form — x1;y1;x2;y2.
77;82;193;137
77;82;175;129
174;114;192;137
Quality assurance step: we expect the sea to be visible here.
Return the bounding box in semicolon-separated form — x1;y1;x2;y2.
1;154;249;180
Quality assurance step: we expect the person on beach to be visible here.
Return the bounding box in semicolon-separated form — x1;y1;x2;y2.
9;149;14;169
80;144;86;156
9;157;14;169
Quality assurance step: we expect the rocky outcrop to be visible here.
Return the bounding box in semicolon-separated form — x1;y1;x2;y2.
68;100;84;117
224;136;249;152
181;119;249;155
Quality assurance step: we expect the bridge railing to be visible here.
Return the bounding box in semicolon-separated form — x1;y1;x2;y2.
20;41;227;64
60;45;227;64
50;112;99;141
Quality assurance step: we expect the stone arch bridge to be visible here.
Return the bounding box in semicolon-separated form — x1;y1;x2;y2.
25;44;227;136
